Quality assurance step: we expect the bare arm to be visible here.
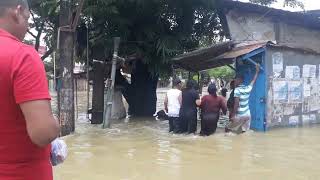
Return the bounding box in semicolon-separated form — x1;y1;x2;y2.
20;100;60;147
196;99;201;106
178;92;182;105
195;92;201;106
250;64;260;86
221;98;228;115
164;94;168;113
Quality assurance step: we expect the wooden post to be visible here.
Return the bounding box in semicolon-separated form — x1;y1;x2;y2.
75;77;78;121
91;60;105;124
57;0;75;136
103;37;120;129
86;23;90;119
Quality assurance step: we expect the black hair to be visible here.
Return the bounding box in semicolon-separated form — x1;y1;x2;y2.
172;78;181;87
208;83;217;96
230;80;235;89
221;88;228;97
0;0;29;16
186;79;197;90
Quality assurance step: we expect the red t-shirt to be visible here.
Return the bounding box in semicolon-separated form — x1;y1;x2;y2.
200;95;227;114
0;29;52;180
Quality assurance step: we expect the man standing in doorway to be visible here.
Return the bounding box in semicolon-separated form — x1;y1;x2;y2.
0;0;60;179
164;79;182;133
227;64;260;133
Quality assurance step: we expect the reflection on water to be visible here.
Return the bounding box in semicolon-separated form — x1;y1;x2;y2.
53;91;320;180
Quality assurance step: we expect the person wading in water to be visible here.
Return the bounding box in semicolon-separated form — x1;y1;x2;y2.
179;80;200;134
164;79;182;133
226;64;260;134
199;83;227;136
0;0;60;179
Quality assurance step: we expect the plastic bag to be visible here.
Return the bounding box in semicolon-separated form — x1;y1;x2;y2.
50;138;68;166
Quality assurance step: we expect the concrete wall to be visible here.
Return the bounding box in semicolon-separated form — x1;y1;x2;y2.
265;47;320;128
226;11;276;42
225;10;320;53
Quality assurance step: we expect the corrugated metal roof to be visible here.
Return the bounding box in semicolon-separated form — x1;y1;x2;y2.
172;41;268;72
172;40;320;72
172;41;234;72
215;42;268;60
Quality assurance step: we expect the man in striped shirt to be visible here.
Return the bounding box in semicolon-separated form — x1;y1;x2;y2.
227;64;260;133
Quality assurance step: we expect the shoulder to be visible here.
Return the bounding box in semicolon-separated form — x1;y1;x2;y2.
13;44;41;64
219;96;226;102
17;44;40;58
202;95;209;100
0;37;30;59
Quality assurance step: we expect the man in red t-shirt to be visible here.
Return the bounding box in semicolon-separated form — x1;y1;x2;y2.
0;0;60;179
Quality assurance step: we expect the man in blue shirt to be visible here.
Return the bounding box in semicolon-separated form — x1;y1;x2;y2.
227;64;260;133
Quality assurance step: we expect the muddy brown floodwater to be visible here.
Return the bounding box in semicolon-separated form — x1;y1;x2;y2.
53;90;320;180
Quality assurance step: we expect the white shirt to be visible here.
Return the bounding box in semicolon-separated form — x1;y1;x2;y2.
167;89;181;117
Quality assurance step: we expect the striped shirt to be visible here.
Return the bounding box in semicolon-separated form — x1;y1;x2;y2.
234;85;253;116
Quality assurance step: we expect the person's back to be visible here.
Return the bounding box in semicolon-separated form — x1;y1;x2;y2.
227;65;260;133
181;88;198;111
201;95;226;114
199;84;227;136
167;88;181;117
164;79;182;133
180;80;200;134
234;85;252;117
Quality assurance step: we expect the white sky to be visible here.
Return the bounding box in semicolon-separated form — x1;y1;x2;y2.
239;0;320;11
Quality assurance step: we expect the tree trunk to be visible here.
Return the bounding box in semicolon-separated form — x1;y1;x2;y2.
123;61;158;117
91;61;105;124
57;0;75;136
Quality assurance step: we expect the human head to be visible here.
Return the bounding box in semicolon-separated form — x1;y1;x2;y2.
234;74;244;87
0;0;30;41
221;88;227;97
208;83;217;96
172;78;182;89
186;79;197;90
230;80;235;89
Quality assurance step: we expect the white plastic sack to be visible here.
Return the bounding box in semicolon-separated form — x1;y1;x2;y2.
50;138;68;166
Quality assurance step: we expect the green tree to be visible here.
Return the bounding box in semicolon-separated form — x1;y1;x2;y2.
208;66;235;82
28;0;60;60
77;0;223;116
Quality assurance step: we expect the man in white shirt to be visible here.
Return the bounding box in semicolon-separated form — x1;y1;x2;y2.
164;79;182;133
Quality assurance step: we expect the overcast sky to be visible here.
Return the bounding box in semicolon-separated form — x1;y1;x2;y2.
239;0;320;11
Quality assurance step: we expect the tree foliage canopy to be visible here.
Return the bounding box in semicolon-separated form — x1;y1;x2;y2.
28;0;304;74
77;0;224;75
208;66;235;81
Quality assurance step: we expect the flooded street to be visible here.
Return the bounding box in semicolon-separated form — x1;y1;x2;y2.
53;90;320;180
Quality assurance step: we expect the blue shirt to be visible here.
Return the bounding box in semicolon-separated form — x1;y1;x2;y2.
234;84;253;116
